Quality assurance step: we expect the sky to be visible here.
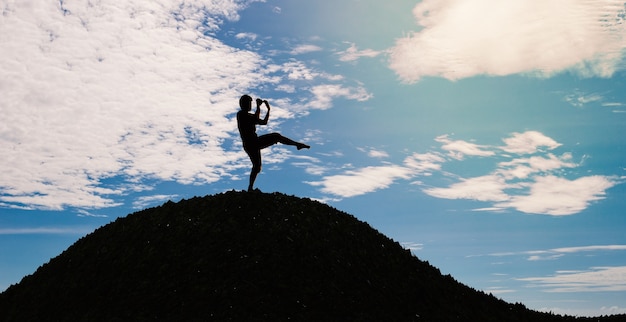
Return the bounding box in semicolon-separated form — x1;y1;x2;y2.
1;0;626;317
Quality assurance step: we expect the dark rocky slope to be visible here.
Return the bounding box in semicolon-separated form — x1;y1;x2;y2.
0;191;621;321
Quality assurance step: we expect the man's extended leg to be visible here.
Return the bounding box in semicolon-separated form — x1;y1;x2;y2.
258;133;310;150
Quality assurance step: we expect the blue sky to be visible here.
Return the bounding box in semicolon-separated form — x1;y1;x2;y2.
1;0;626;316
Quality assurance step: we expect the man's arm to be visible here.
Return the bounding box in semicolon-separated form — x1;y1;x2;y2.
259;100;270;125
254;98;262;119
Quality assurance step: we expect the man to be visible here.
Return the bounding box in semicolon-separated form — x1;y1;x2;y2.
236;94;310;192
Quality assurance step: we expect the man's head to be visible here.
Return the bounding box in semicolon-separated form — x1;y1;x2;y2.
239;95;252;111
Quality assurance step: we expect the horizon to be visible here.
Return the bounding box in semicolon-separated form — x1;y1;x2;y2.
2;0;626;317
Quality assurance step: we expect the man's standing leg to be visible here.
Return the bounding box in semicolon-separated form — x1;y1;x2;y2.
247;147;262;192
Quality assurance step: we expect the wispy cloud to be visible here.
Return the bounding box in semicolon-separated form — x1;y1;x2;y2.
337;43;383;62
485;287;516;295
235;32;258;41
357;147;389;159
0;227;92;235
518;266;626;292
486;245;626;260
401;242;424;251
564;91;604;107
602;102;624;107
388;0;626;82
76;209;109;218
308;84;372;110
540;306;626;319
308;165;413;198
132;194;179;209
291;44;323;55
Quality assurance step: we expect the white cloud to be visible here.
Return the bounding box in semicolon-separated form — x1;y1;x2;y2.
310;131;619;215
527;254;564;261
401;242;424;251
132;194;179;209
291;44;323;55
424;175;510;202
488;244;626;259
424;131;618;215
495;175;616;216
76;209;109;218
518;266;626;292
403;152;446;174
309;152;447;198
388;0;626;82
435;134;495;159
337;43;382;62
500;131;561;154
602;102;624;107
554;245;626;253
276;84;296;93
485;287;515;295
539;306;626;319
0;227;93;235
235;32;258;41
564;91;604;107
0;0;256;209
308;165;413;198
276;60;344;82
366;148;389;158
497;153;577;180
0;0;367;210
308;84;372;110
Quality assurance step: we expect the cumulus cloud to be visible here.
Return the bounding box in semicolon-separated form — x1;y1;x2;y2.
388;0;626;82
311;131;619;216
495;175;616;216
423;132;617;215
308;151;447;198
0;0;370;210
500;131;561;154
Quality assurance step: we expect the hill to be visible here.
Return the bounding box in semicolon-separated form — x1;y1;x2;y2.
0;191;622;321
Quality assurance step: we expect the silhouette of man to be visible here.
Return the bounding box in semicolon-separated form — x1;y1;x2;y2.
237;94;310;192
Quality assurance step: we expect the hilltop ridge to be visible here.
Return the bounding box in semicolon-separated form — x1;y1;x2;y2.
0;191;619;321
